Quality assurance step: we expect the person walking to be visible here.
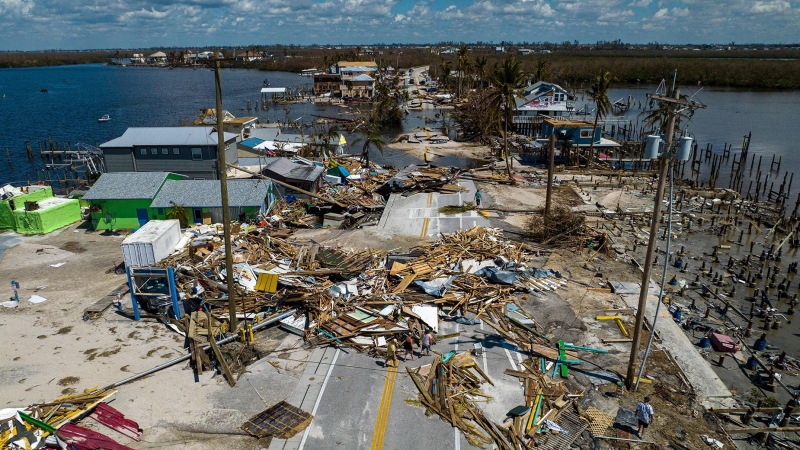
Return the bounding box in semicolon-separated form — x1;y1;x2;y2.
474;189;482;208
636;396;654;438
384;339;398;367
421;330;435;356
402;333;415;361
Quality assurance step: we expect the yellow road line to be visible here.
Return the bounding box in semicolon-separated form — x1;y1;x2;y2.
426;192;433;207
420;217;430;237
371;363;398;450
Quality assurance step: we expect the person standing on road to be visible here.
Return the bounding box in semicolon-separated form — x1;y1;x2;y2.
474;189;482;208
421;330;435;356
402;333;415;361
384;339;398;367
636;396;654;438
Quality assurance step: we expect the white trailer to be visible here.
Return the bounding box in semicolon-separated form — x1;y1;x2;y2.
121;220;181;268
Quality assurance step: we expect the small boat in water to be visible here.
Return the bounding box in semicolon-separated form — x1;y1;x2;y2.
263;78;270;87
98;115;111;123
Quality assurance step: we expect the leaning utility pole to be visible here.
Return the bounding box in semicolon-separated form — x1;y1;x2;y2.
214;57;238;332
625;80;706;389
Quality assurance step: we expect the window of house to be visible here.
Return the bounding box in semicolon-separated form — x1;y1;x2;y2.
172;148;180;155
151;148;158;155
157;208;164;215
580;130;592;138
191;148;202;160
161;148;168;155
139;148;146;156
193;177;206;180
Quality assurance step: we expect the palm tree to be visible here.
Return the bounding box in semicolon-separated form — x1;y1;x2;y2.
587;70;613;166
457;45;470;98
439;60;452;92
640;92;694;138
473;56;488;89
531;57;551;83
353;122;386;167
486;56;526;181
318;125;341;157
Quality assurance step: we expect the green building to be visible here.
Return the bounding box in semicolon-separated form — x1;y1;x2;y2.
150;179;277;224
82;172;186;231
0;185;82;235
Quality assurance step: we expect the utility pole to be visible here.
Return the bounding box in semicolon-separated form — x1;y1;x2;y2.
626;81;706;389
214;57;238;332
545;134;556;218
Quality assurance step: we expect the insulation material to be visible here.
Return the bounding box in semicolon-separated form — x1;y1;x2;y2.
411;304;439;333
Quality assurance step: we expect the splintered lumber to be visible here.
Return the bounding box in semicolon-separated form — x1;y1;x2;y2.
392;273;417;293
208;311;236;387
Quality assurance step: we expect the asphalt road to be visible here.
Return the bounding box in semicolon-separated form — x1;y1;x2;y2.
269;314;530;450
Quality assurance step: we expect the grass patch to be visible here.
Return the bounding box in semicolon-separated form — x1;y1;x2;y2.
438;202;476;215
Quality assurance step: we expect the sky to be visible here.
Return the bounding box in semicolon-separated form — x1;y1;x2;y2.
1;0;798;51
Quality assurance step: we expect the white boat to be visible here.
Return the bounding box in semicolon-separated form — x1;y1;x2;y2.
407;100;422;109
98;115;111;123
300;68;322;77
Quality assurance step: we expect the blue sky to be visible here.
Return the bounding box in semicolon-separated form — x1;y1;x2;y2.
1;0;798;50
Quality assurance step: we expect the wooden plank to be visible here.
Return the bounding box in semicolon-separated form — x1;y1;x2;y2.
392;273;417;294
208;310;236;387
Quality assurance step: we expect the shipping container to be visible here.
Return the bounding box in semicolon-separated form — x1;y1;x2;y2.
121;219;181;268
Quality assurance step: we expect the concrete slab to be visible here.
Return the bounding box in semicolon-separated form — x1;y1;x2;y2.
377;179;490;238
620;281;736;409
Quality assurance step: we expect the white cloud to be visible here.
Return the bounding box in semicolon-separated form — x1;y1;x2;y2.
653;7;668;18
751;0;790;14
0;0;33;16
629;0;651;7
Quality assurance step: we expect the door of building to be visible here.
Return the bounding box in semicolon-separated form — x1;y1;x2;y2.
136;208;149;228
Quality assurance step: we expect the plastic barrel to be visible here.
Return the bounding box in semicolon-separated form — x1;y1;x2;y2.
673;309;683;322
699;336;711;348
754;339;767;351
746;356;759;370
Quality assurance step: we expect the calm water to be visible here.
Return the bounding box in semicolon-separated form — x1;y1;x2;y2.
1;64;799;187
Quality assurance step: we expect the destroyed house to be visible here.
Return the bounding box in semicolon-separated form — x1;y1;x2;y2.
149;179;277;224
82;172;187;230
513;81;573;136
259;158;324;195
100;127;239;180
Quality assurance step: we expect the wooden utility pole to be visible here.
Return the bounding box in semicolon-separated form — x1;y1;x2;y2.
545;134;556;218
214;57;239;332
625;84;706;389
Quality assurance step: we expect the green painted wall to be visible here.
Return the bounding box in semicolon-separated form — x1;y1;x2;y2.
0;187;54;230
89;199;156;230
13;199;82;235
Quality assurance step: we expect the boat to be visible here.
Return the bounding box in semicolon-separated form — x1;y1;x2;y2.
263;78;270;87
98;115;111;123
40;88;48;93
300;68;322;77
407;99;422;110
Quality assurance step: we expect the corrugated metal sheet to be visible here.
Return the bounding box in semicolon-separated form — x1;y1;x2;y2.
100;127;237;148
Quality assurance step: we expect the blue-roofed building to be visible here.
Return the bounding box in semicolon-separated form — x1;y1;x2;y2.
150;179;277;224
100;127;239;180
237;137;267;157
82;172;187;230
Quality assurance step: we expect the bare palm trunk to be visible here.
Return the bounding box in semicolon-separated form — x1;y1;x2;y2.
588;109;600;168
504;113;513;181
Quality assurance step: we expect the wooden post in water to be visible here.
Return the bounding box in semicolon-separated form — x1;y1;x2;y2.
5;147;10;165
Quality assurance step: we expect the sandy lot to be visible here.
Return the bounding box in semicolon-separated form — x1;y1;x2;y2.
0;224;310;448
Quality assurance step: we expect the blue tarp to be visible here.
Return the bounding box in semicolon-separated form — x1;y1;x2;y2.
412;276;456;297
474;267;522;285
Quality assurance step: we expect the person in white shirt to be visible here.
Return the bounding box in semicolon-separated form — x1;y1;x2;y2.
636;396;655;438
